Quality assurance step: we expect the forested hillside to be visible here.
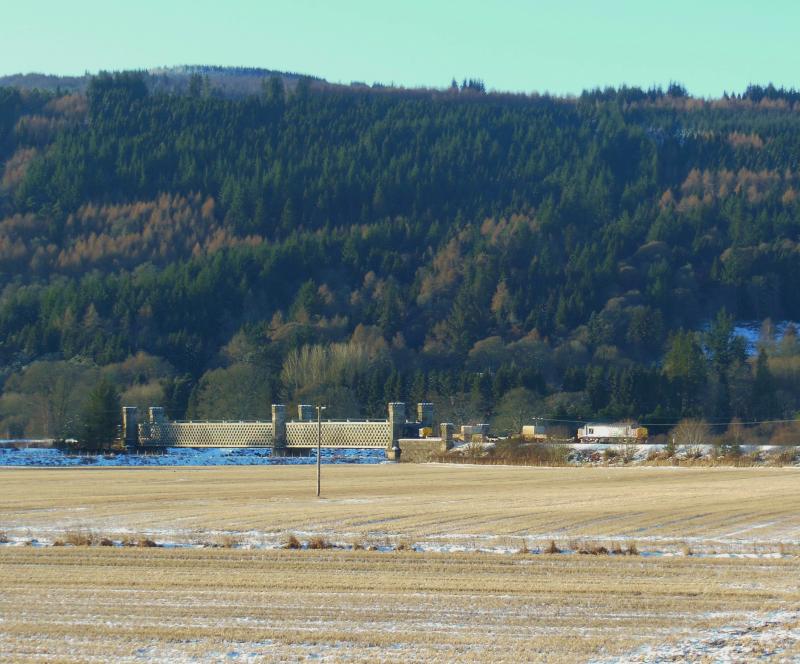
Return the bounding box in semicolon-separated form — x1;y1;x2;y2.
1;72;799;439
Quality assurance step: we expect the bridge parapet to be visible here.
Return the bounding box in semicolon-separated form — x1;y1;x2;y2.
286;420;391;448
138;420;274;447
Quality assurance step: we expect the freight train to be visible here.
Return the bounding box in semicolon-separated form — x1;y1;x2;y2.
576;423;648;443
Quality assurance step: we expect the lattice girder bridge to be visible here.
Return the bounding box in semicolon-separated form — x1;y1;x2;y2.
122;402;452;460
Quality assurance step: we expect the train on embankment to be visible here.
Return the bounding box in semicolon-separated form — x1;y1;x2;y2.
575;423;648;443
522;422;649;443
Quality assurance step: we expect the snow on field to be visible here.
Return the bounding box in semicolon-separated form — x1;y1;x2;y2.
0;446;385;467
565;443;800;466
569;443;789;456
598;610;800;663
4;442;797;468
446;442;799;465
0;529;795;559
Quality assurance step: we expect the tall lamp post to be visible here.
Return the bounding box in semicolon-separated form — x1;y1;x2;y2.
316;405;326;497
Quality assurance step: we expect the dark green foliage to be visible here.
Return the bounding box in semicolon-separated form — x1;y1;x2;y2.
1;75;800;436
705;310;747;375
80;378;121;451
663;330;708;416
161;375;193;419
751;349;778;419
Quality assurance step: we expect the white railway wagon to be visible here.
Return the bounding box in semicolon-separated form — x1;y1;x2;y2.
577;423;648;443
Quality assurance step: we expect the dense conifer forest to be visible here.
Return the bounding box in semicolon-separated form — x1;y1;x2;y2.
1;71;799;439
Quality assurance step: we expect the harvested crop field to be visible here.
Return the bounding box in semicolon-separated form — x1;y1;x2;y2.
1;547;799;663
1;465;800;661
2;465;800;554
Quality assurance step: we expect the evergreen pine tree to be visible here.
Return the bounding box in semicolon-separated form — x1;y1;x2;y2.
752;349;778;419
80;378;121;452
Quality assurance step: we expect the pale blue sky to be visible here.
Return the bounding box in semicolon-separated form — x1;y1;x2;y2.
2;0;797;97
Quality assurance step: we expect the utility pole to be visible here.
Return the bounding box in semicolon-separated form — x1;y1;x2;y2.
316;405;326;497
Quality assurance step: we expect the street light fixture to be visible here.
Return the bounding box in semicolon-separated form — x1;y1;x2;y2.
316;405;327;497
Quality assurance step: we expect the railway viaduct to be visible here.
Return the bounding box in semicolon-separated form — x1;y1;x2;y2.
122;402;455;461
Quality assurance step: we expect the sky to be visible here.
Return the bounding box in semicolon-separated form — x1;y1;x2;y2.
2;0;798;98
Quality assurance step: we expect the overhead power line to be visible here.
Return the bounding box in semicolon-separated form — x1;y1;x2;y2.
532;416;800;427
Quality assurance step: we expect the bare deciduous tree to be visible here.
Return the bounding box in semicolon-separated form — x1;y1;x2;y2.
281;341;385;403
671;418;711;447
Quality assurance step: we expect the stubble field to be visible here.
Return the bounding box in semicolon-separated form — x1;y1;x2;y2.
1;464;799;662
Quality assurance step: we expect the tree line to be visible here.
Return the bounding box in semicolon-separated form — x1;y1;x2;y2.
0;73;799;445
